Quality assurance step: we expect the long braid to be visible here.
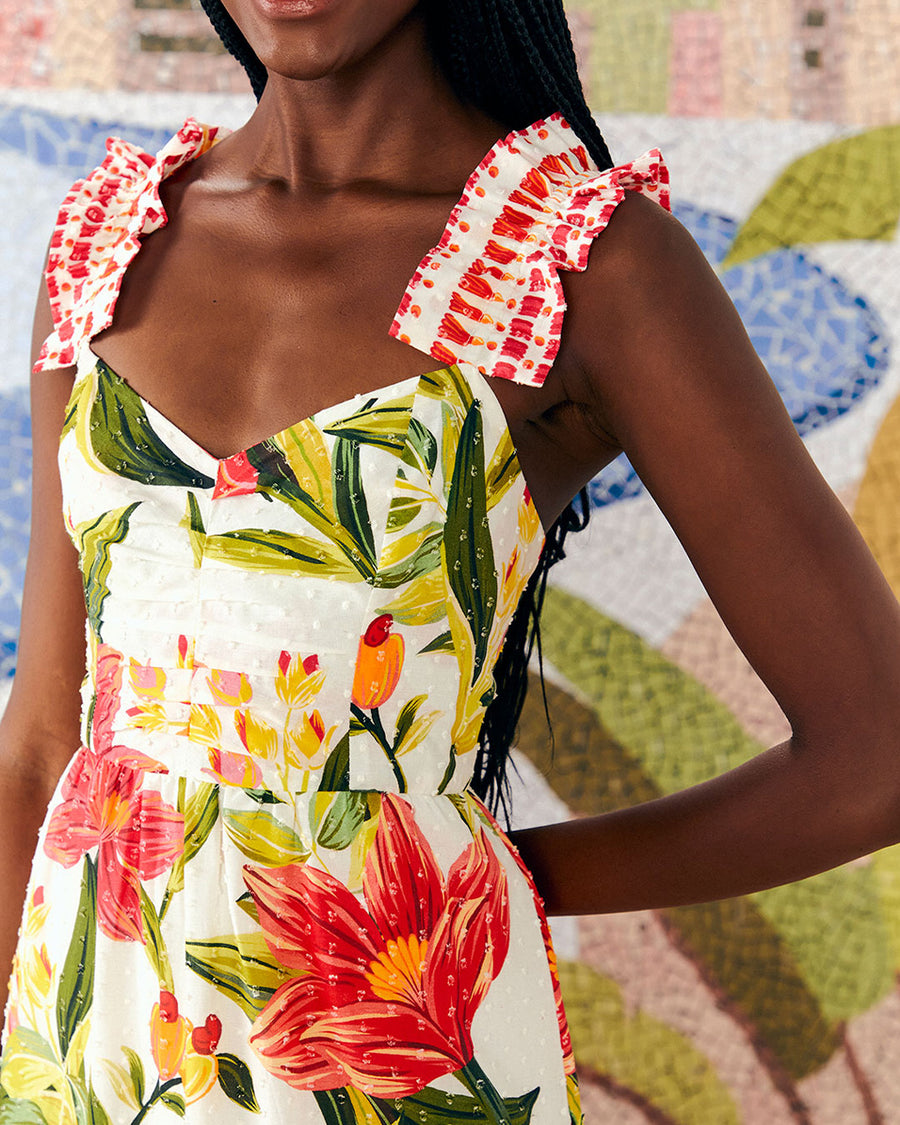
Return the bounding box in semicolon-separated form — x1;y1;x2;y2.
198;0;605;820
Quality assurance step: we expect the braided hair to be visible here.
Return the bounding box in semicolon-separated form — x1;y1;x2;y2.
198;0;607;819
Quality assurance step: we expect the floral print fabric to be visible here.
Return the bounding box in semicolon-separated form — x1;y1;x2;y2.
3;115;666;1125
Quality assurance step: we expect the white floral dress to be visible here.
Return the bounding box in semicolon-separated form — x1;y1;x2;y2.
1;113;668;1125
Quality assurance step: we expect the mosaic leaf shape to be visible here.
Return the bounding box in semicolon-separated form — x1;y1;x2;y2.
722;125;900;268
536;589;896;1060
558;960;740;1124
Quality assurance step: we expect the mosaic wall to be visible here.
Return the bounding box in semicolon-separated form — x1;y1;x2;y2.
1;2;899;1122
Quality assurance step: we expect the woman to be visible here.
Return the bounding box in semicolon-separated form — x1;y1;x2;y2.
1;1;898;1122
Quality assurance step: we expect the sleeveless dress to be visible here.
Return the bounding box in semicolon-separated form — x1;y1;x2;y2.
0;114;668;1125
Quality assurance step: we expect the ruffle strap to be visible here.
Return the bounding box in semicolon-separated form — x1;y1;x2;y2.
390;113;670;388
33;118;223;373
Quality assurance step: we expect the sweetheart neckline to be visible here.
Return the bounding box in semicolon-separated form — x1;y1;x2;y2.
81;346;548;537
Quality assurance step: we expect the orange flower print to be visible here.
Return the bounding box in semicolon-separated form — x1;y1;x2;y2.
351;615;404;709
242;795;511;1102
150;992;220;1105
43;748;183;942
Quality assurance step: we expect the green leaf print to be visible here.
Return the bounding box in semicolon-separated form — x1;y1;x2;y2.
90;360;215;488
373;1082;541;1125
310;791;368;851
385;495;423;533
88;1084;113;1125
139;885;173;991
79;502;140;640
164;781;219;906
318;732;350;791
401;416;438;477
247;445;377;576
314;1089;392;1125
323;397;415;454
332;436;376;572
215;1054;261;1113
443;402;497;685
159;1090;186;1117
418;630;454;655
186;934;292;1021
56;854;96;1061
202;529;368;582
122;1048;146;1106
223;809;310;867
375;528;443;591
559;961;739;1125
484;428;520;512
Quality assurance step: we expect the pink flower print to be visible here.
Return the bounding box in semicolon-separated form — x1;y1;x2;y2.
207;668;253;706
43;747;184;942
203;747;263;788
129;658;167;701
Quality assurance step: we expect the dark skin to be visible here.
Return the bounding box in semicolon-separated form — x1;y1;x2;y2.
3;0;900;1019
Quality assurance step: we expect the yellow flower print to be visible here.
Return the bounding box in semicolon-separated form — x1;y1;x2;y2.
285;709;339;771
188;704;223;747
275;650;326;708
129;658;167;701
235;709;279;760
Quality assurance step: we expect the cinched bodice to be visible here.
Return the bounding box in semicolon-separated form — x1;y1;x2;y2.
61;344;542;795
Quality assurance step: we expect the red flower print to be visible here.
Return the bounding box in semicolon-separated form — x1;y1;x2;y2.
43;747;184;942
213;450;259;500
242;795;510;1098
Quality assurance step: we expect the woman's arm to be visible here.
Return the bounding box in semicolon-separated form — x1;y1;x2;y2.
0;281;86;1021
511;192;900;915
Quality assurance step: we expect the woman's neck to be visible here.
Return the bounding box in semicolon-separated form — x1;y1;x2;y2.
214;12;499;194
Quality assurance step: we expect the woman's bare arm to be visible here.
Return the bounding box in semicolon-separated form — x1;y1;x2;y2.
511;193;900;915
0;281;86;1021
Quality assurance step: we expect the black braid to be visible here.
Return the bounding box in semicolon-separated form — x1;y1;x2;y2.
198;0;606;820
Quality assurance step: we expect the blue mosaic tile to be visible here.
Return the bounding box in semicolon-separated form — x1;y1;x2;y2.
0;104;175;176
0;386;32;678
589;201;890;509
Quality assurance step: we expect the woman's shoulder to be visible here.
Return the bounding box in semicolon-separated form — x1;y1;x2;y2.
34;119;223;373
391;112;671;390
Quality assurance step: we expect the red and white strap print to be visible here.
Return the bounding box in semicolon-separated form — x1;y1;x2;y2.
391;113;670;387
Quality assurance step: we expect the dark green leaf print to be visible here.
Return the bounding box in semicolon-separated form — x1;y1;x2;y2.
79;502;140;640
56;854;96;1061
402;416;439;476
418;630;454;656
332;436;376;572
139;885;173;991
373;1082;540;1125
215;1054;261;1113
91;360;215;488
318;731;350;791
443;402;497;685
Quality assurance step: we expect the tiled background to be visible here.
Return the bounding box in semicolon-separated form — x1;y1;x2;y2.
2;2;900;1121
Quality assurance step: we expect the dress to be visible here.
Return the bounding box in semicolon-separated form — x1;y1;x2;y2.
0;114;668;1125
